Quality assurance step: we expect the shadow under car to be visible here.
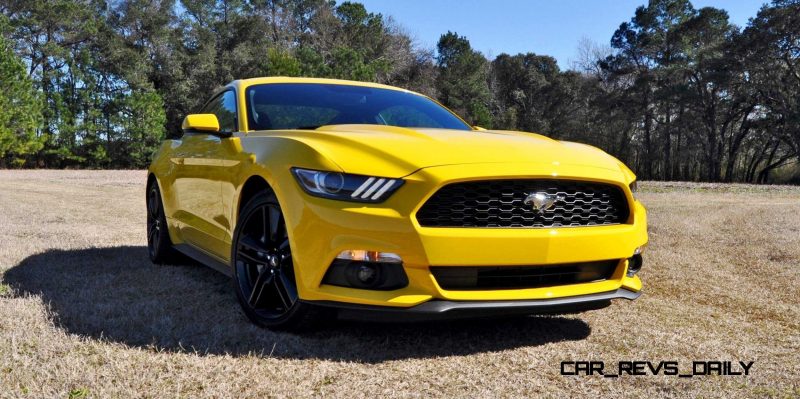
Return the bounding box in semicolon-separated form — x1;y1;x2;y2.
3;246;592;362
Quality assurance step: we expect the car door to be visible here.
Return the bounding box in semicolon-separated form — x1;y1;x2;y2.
171;89;239;261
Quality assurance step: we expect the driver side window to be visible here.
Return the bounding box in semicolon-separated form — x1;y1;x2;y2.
202;90;238;133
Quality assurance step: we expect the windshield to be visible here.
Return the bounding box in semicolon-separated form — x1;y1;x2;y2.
245;83;471;131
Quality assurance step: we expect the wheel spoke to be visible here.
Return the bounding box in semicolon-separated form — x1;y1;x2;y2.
272;271;297;309
235;202;297;318
148;190;159;217
148;223;158;243
237;251;264;265
248;270;272;307
239;235;270;254
268;205;281;242
261;206;267;242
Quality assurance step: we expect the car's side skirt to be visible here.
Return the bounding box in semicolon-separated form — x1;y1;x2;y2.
173;243;233;277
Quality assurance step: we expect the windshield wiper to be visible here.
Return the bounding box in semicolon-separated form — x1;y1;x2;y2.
294;125;323;130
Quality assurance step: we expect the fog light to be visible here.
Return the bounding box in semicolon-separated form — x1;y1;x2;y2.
627;247;644;277
323;250;408;290
356;264;378;284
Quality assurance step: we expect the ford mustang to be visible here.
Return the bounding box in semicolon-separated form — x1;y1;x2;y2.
146;77;648;330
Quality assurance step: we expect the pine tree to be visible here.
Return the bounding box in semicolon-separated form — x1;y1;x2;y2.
0;35;43;167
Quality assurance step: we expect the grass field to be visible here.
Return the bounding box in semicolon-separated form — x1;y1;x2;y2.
0;170;798;398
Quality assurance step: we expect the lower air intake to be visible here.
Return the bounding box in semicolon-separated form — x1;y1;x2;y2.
431;260;619;290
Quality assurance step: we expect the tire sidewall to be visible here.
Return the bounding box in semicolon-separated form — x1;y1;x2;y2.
231;191;306;329
147;181;172;262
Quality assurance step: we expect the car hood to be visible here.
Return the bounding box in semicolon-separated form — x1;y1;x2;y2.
266;124;626;178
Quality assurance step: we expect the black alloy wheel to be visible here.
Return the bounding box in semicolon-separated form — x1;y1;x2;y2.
232;191;328;330
147;181;178;263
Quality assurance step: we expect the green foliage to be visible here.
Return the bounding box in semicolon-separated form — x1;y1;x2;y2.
435;32;493;127
67;387;89;399
112;89;168;168
492;53;577;134
738;0;800;182
297;46;331;77
591;0;800;182
0;0;797;182
0;283;11;297
0;36;43;167
267;48;302;77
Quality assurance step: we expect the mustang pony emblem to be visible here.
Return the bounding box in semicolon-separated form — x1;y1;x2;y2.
523;192;564;213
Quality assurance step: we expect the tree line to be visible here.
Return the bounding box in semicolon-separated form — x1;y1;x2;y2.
0;0;798;183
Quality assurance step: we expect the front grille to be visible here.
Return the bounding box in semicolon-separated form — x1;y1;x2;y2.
431;260;619;290
416;179;629;228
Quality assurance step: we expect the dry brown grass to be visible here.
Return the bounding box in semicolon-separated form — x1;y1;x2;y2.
0;170;798;398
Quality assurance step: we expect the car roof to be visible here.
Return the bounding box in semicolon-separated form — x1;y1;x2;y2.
227;77;416;95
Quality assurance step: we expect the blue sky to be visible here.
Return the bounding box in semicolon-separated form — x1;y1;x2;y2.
356;0;767;69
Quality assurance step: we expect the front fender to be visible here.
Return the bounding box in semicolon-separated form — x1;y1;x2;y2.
226;134;343;235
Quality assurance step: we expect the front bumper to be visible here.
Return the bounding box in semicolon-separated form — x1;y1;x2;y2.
309;288;640;321
277;162;648;309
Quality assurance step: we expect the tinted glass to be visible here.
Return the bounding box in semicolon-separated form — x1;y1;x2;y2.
245;83;470;131
202;90;237;132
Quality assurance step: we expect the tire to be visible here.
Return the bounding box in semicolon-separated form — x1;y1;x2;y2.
146;180;180;264
231;190;330;331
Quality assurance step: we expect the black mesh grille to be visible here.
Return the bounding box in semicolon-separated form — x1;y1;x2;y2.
416;180;629;228
431;260;619;290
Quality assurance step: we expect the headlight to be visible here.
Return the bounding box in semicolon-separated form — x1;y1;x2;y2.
629;180;638;199
291;168;404;203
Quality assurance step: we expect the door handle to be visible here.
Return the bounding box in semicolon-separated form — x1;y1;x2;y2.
171;157;184;166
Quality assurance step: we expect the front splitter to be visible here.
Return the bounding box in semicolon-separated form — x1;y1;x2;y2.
305;288;641;322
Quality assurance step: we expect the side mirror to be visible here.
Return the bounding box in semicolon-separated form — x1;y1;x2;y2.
182;114;224;135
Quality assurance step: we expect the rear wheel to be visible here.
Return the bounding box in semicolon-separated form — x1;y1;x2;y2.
232;191;329;331
147;181;180;264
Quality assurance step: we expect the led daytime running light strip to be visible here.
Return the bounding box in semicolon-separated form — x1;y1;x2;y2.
351;177;398;200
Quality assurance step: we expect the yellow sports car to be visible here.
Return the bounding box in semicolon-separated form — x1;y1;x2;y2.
147;77;647;330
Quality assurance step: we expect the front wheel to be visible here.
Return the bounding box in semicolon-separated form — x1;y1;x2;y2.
232;191;329;331
147;181;179;264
